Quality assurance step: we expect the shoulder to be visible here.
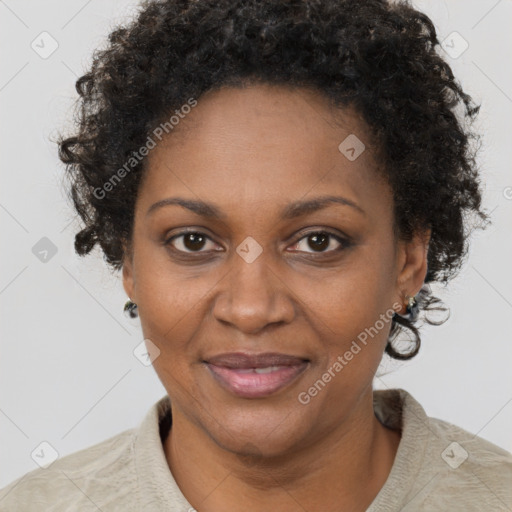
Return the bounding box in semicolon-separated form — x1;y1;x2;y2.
371;388;512;511
0;428;138;511
403;390;512;510
421;415;512;509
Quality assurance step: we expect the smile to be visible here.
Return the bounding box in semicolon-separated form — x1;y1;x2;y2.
204;352;310;398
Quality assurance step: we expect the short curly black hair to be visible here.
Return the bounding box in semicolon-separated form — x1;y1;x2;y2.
57;0;488;360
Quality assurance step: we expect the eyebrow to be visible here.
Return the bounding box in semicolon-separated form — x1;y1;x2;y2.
146;194;365;220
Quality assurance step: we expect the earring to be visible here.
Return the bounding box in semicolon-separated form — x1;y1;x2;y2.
404;294;419;321
405;295;416;314
124;299;138;319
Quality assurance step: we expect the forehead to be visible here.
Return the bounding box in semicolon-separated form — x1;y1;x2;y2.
137;84;390;221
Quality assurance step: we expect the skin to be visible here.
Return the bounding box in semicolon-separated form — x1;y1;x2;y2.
122;83;430;511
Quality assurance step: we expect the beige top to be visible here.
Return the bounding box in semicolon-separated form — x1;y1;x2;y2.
1;388;511;511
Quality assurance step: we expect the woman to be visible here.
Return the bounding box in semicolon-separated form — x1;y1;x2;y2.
1;0;511;510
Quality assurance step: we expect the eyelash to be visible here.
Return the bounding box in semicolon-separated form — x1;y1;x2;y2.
164;229;351;257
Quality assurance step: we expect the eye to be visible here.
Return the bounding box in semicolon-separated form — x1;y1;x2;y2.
289;231;348;254
166;231;220;253
165;229;350;256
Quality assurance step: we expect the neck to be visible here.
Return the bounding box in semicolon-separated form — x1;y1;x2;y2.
164;388;400;511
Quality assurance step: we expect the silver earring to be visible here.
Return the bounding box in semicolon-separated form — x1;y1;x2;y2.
124;300;138;319
405;294;419;321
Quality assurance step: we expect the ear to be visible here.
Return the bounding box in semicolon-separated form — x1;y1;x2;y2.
121;241;136;302
395;228;430;313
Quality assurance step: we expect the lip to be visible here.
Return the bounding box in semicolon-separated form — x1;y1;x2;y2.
204;352;309;398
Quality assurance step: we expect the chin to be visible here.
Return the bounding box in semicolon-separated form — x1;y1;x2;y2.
201;401;312;460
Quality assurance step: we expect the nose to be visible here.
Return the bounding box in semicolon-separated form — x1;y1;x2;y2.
212;250;296;335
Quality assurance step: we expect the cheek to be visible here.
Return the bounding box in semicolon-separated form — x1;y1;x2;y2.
308;250;395;331
294;272;396;418
135;268;209;404
137;284;209;352
305;246;397;371
132;248;214;359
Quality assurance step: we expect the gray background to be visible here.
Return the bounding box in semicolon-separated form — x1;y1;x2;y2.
1;0;511;488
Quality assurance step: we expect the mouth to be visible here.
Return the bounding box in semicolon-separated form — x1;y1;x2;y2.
203;352;310;399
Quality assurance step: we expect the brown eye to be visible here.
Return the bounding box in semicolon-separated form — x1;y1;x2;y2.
307;233;330;251
166;232;217;253
290;231;347;254
183;233;206;251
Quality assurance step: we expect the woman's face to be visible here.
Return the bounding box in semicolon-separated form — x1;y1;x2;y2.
123;84;428;457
